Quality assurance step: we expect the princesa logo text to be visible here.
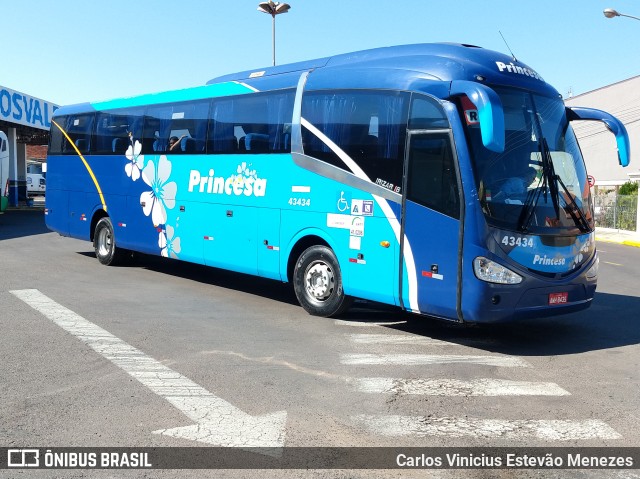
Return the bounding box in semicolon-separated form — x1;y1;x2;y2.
188;162;267;197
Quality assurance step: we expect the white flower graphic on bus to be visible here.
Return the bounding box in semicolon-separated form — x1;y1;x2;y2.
124;139;144;181
159;224;181;258
238;162;257;180
140;155;177;227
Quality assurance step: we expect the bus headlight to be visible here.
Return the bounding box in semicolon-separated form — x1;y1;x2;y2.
586;255;599;280
473;257;523;285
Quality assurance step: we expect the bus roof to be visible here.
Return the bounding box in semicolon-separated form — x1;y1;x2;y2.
54;43;560;117
208;43;560;97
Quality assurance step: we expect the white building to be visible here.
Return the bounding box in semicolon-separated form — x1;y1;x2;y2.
565;76;640;188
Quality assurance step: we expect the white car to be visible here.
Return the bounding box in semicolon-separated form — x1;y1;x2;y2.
27;173;46;194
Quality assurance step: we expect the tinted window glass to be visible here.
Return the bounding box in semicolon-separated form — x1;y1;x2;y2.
142;100;209;154
48;116;66;155
407;134;460;219
302;90;409;193
209;90;294;154
94;109;144;155
409;95;449;130
62;114;95;154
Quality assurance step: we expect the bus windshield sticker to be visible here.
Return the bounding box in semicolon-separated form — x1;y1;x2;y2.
461;97;479;126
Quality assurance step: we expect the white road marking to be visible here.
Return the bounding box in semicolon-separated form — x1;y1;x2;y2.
354;415;621;440
352;378;570;396
334;320;408;327
10;289;287;450
347;333;496;346
341;353;530;368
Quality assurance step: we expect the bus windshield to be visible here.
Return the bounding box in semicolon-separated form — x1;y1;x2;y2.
468;87;593;234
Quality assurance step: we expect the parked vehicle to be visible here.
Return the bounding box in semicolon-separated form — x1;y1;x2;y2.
45;43;630;322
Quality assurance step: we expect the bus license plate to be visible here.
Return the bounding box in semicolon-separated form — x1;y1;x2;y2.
548;292;568;305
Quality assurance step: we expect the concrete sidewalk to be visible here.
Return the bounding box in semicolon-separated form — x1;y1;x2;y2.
595;227;640;248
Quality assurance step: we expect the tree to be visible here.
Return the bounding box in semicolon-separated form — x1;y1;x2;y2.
619;181;638;196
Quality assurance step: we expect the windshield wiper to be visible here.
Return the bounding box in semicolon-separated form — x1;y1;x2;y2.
518;138;591;233
555;175;591;233
516;180;542;232
541;138;561;220
516;138;558;232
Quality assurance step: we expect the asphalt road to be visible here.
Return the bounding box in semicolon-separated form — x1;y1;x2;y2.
1;210;639;479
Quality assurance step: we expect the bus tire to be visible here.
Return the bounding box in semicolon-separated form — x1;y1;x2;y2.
293;245;352;317
94;217;126;266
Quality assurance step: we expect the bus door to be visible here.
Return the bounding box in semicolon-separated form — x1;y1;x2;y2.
400;131;461;321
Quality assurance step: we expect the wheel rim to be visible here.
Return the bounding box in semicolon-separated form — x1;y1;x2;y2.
97;226;113;258
304;260;335;302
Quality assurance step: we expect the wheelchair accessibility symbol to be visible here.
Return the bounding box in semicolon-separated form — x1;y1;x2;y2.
337;191;350;212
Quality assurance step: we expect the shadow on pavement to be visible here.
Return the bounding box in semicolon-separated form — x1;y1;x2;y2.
352;291;640;357
0;209;49;240
77;250;302;308
78;246;640;356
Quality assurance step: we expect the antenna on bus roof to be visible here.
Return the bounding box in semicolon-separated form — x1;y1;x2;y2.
499;31;518;62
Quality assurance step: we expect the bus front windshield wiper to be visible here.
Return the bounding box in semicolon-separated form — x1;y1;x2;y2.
541;138;561;221
517;138;558;232
516;178;542;232
555;175;591;233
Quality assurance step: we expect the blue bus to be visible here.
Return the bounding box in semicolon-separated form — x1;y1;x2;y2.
45;43;630;323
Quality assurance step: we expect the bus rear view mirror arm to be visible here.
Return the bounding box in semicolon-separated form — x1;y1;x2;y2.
449;80;505;153
566;107;630;167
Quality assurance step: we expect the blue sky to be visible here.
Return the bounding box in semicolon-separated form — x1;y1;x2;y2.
3;0;640;105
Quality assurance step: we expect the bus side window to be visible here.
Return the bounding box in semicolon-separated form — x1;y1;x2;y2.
94;109;144;155
408;95;449;130
143;105;173;154
48;116;68;155
407;135;460;219
142;101;209;155
63;114;95;154
301;90;408;191
170;101;209;154
208;90;294;154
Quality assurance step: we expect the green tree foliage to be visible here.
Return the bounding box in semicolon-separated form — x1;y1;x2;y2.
619;181;638;196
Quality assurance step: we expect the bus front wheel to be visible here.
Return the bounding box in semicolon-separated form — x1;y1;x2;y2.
94;217;126;266
293;245;352;317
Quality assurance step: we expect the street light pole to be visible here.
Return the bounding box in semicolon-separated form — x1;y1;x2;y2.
603;8;640;22
257;1;291;66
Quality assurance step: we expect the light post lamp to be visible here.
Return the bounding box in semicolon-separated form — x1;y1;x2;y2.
603;8;640;21
257;1;291;66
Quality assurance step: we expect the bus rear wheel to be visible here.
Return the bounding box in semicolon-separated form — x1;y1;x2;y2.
94;217;126;266
293;245;352;317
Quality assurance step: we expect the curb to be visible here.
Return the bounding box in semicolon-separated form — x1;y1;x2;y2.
595;236;640;248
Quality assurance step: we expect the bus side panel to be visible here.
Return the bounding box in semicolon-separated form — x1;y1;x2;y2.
281;192;400;308
203;203;258;276
402;202;460;319
44;155;71;236
45;189;70;236
344;216;399;306
67;191;97;239
258;208;282;280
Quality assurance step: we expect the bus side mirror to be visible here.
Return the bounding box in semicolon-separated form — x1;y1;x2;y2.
566;107;630;167
450;81;505;153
